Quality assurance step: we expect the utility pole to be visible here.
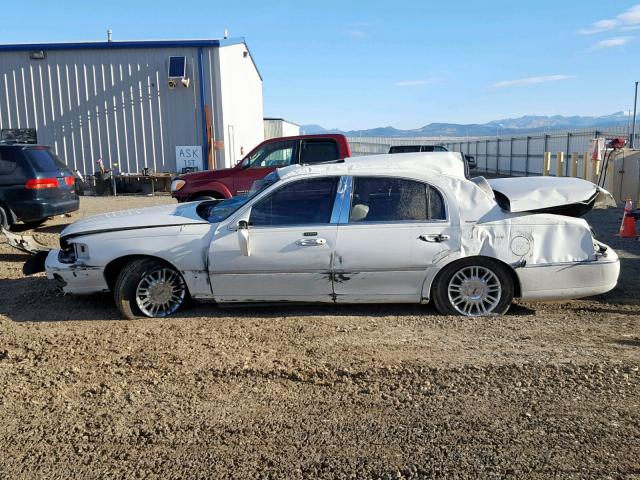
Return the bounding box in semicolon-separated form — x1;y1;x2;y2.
631;81;638;149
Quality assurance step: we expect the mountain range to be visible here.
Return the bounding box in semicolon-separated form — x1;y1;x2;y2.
301;111;633;137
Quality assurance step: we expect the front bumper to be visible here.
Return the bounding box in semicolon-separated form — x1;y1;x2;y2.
518;246;620;301
44;249;109;295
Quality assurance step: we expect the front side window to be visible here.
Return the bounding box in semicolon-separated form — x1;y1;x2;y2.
243;141;297;169
349;177;446;223
250;177;339;226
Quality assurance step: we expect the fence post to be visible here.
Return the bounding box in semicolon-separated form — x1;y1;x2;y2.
496;138;500;174
509;137;514;175
486;139;489;171
570;152;578;177
565;133;571;176
525;136;530;176
556;152;564;176
543;152;551;175
582;152;589;179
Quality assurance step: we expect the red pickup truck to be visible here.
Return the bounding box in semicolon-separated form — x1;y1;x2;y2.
171;134;351;202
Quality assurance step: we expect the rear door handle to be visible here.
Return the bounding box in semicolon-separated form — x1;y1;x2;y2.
296;238;327;246
419;234;450;243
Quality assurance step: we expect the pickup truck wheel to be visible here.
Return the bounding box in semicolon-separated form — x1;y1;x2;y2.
114;258;189;319
432;258;513;317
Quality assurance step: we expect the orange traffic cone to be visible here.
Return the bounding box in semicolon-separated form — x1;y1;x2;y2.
618;199;638;238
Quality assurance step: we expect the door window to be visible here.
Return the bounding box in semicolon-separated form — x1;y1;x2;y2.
349;177;446;223
250;177;339;226
0;148;18;175
243;141;297;168
299;140;339;164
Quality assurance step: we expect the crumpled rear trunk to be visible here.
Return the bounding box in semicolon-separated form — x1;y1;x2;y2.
486;176;616;217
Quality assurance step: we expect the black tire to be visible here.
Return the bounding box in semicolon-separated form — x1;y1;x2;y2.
114;258;189;320
0;205;8;230
432;257;514;317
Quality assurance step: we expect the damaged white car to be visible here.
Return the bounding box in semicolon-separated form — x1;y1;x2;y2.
26;152;619;319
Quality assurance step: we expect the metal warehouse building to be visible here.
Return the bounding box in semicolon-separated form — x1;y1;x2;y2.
0;38;264;175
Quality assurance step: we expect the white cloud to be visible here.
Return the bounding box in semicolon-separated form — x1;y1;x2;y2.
345;29;367;39
491;75;574;89
592;36;634;49
579;4;640;34
394;79;439;87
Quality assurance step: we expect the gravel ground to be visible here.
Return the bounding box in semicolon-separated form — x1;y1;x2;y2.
0;195;639;479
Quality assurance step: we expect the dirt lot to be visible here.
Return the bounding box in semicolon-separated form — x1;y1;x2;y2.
0;195;639;479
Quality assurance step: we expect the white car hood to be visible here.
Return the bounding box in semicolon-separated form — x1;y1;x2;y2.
487;176;616;213
61;202;208;240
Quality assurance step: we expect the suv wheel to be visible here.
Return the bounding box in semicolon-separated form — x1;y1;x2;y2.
0;205;9;230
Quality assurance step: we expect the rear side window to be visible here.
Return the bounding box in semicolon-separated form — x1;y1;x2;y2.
250;177;339;226
389;146;421;154
24;149;68;172
299;140;339;164
349;177;446;222
0;148;18;174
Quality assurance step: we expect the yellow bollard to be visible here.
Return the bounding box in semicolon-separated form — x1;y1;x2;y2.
556;152;565;177
582;152;589;179
592;159;601;183
570;152;578;177
543;152;551;175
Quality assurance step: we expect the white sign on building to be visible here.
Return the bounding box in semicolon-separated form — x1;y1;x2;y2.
176;146;202;172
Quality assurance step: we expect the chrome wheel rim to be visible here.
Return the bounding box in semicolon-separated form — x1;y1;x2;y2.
447;265;501;316
135;268;186;317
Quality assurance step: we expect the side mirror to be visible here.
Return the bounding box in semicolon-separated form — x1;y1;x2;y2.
237;219;251;256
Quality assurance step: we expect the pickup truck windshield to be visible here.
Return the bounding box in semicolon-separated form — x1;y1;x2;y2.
197;171;280;222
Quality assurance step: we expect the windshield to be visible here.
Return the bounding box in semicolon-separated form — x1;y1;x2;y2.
197;171;281;222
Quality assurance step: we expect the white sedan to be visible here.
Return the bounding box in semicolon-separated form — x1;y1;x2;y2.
34;153;619;319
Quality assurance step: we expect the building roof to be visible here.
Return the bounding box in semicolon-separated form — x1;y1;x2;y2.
264;118;300;126
0;37;262;81
0;37;245;52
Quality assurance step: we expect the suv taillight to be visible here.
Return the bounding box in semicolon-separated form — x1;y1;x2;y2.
64;176;75;187
25;178;59;189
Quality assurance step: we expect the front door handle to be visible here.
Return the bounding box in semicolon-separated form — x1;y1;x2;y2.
419;234;450;243
296;238;327;246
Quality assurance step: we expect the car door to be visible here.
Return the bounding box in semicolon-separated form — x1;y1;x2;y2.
208;176;341;302
233;140;299;195
333;176;455;303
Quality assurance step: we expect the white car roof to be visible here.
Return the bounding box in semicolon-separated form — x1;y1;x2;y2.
277;152;467;181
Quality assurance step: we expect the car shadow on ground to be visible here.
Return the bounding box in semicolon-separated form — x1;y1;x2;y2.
0;253;27;263
1;274;535;323
33;223;70;234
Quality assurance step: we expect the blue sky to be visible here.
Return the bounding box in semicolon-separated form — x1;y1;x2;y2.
1;0;639;130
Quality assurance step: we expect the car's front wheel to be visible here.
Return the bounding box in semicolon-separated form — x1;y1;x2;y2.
432;258;514;316
114;258;189;319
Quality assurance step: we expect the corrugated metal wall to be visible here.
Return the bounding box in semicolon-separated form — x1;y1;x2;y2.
0;47;207;175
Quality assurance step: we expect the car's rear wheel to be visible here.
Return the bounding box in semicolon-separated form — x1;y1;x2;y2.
114;258;189;319
432;258;514;316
